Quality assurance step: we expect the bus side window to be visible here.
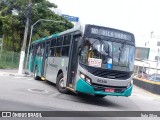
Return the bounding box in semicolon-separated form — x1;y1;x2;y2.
55;37;63;57
37;43;44;56
49;39;56;57
41;42;45;56
50;47;55;57
62;35;71;57
55;47;62;57
51;39;56;47
63;35;71;45
57;37;63;46
62;46;69;56
37;44;41;56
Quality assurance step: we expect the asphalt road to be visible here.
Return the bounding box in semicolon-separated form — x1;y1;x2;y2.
0;70;160;120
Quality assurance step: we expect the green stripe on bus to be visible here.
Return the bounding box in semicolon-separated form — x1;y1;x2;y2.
76;79;133;97
32;33;59;44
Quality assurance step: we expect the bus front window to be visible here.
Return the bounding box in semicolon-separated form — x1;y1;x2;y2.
80;38;135;71
80;38;101;64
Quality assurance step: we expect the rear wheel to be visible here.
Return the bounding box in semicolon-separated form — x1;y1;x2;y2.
95;94;106;98
56;73;68;94
34;66;40;80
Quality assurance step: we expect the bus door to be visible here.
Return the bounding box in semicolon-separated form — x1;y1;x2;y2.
42;41;50;77
28;45;33;72
66;35;80;89
30;45;37;72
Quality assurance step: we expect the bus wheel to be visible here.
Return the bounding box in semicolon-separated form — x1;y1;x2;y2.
34;66;39;80
56;73;68;94
95;94;106;98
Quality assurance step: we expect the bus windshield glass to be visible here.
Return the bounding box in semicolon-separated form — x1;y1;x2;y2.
79;38;135;70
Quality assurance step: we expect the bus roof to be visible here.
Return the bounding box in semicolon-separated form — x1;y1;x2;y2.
32;24;135;44
32;26;82;44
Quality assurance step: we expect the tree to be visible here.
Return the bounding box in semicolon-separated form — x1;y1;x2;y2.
0;0;73;52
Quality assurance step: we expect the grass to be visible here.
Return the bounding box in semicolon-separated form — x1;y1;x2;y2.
0;61;19;69
0;51;20;69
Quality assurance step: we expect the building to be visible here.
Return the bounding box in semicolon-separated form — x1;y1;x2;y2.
134;33;160;75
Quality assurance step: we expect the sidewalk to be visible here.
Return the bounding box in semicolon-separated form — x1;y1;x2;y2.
0;69;31;77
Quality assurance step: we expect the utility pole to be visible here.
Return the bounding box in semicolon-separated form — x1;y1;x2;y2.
18;0;32;74
0;35;4;59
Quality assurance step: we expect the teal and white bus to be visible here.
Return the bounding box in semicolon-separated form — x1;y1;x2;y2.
28;24;135;97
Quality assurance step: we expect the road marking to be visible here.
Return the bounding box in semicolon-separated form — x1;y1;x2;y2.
27;88;49;93
14;77;30;79
0;73;9;76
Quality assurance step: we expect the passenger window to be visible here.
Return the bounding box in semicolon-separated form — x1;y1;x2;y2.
63;35;71;45
51;39;56;47
57;37;63;46
62;46;70;56
40;42;45;56
55;47;62;57
37;44;41;56
50;48;55;57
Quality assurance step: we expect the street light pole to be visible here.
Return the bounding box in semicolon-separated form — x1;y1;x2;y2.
24;19;65;71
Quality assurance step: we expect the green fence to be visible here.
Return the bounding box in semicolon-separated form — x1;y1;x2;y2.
0;51;20;69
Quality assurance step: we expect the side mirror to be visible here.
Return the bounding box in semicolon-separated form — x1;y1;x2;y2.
77;37;83;55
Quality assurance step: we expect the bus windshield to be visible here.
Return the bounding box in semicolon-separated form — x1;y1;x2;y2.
79;38;135;70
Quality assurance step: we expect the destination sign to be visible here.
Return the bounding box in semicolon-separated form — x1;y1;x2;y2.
90;27;132;41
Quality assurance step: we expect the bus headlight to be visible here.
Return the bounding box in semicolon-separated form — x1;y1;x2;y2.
80;73;85;79
79;72;92;85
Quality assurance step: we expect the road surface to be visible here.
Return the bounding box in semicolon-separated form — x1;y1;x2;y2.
0;69;160;120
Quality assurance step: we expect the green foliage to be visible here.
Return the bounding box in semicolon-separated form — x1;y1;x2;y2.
0;50;20;69
0;0;73;52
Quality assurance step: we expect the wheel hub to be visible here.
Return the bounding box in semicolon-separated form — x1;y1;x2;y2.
59;78;64;88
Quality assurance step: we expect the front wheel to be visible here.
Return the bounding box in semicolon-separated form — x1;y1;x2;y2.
56;73;68;94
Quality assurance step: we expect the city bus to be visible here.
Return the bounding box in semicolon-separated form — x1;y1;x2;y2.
27;24;135;97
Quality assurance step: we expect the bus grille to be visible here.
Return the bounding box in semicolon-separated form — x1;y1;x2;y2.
80;64;131;80
92;83;127;93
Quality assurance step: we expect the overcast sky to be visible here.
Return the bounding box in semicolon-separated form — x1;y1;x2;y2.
49;0;160;42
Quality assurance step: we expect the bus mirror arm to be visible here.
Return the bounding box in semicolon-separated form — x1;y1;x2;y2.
77;37;83;48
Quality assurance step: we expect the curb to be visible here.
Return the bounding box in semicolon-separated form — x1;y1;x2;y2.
133;77;160;95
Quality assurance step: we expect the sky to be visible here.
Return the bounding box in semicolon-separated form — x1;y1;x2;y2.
49;0;160;44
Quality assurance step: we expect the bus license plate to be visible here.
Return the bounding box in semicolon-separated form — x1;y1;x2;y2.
105;88;115;93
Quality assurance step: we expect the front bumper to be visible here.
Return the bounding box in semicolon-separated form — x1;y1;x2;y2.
76;79;133;97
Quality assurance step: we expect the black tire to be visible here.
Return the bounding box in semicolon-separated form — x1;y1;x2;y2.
95;94;106;98
56;73;68;94
34;66;40;80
